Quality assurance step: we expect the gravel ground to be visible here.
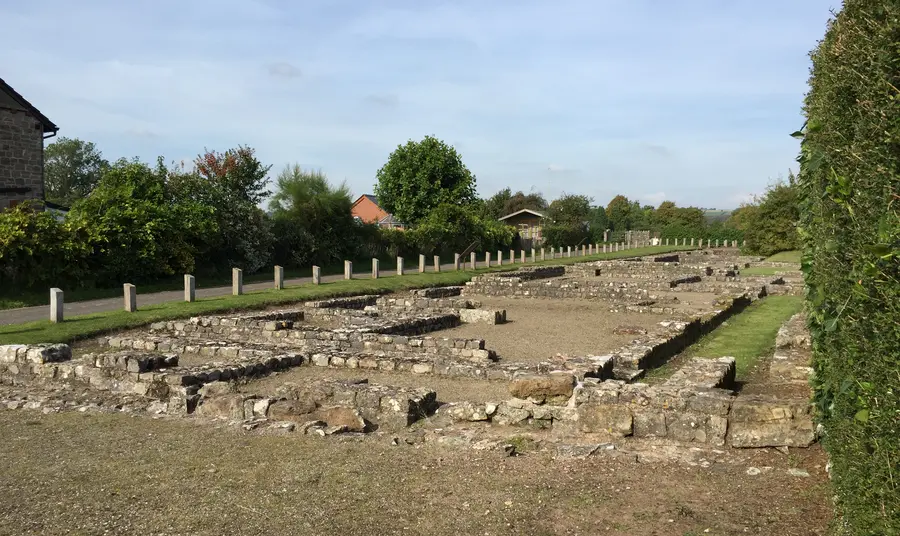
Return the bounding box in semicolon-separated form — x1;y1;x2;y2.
0;410;832;536
441;297;663;363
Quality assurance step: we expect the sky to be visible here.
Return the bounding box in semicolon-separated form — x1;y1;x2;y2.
1;0;838;210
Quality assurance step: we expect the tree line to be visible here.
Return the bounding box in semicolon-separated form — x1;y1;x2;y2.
1;133;798;290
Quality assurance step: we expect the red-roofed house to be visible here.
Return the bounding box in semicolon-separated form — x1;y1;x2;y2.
350;194;405;229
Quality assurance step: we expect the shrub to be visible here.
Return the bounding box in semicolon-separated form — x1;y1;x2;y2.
799;2;900;533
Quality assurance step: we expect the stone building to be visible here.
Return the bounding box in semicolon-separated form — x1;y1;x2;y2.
0;77;58;210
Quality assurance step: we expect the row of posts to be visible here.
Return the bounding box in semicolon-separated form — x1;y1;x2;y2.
47;238;745;323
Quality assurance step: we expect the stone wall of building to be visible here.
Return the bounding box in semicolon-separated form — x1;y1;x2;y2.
0;108;44;209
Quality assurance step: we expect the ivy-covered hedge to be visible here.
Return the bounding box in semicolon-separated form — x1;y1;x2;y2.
799;2;900;534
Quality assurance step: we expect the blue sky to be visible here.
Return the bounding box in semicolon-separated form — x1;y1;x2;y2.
2;0;837;209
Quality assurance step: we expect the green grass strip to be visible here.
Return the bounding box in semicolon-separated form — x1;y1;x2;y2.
0;246;691;345
764;250;801;263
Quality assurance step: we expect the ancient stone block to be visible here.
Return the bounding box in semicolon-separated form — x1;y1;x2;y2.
728;396;815;447
312;406;366;432
576;404;633;436
633;411;667;437
447;401;489;421
197;394;247;420
509;373;575;404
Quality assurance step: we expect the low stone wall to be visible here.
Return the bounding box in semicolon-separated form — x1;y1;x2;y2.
612;293;752;373
198;379;438;432
304;295;380;309
373;296;480;314
410;286;463;298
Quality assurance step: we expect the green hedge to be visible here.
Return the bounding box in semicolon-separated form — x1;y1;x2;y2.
800;2;900;534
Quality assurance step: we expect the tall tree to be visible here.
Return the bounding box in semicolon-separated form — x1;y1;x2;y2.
374;135;477;225
43;137;109;206
194;145;272;205
547;193;592;226
606;195;632;231
481;188;512;220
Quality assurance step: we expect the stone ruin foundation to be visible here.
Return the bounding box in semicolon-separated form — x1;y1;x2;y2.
0;251;815;459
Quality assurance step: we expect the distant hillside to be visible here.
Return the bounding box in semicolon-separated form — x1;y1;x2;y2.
702;209;732;224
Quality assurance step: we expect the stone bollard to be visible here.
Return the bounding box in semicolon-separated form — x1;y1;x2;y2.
743;240;747;247
184;274;196;302
50;288;63;323
312;265;321;285
274;266;284;290
715;239;720;248
690;238;695;246
419;254;426;273
497;250;503;266
520;250;525;263
509;249;515;264
372;258;380;279
397;257;404;275
485;251;492;267
581;245;586;257
567;246;572;258
540;248;546;261
232;268;243;295
531;248;536;263
665;238;669;246
124;283;136;312
344;260;353;280
454;254;461;271
433;255;440;272
470;251;476;270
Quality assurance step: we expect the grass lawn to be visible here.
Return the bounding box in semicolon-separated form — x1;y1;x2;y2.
644;295;804;382
0;246;692;345
0;258;407;311
765;250;802;263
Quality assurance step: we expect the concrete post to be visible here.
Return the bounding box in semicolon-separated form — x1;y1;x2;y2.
433;255;440;272
184;274;195;302
372;258;379;279
509;249;515;263
540;248;546;261
419;254;426;273
232;268;243;295
497;250;503;266
518;250;523;263
581;245;586;257
397;257;404;275
716;239;720;248
454;254;461;271
567;246;572;258
743;240;747;247
698;239;703;248
274;266;284;290
690;238;695;246
530;248;536;263
469;251;476;270
485;251;491;267
344;260;353;280
312;266;321;285
665;238;669;246
124;283;136;312
50;288;63;323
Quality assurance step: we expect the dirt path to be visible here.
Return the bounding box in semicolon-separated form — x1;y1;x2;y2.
0;410;831;536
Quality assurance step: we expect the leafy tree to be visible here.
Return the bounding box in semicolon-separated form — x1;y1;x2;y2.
67;158;216;283
194;145;272;205
606;195;632;231
504;190;548;215
588;206;609;241
481;188;512;220
268;165;357;267
547;193;592;227
43;137;109;206
742;178;799;256
374;135;477;225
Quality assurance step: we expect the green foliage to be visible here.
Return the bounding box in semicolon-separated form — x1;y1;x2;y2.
481;188;548;220
374;135;477;225
543;193;593;246
194;145;272;205
269;165;358;268
66;158;216;283
0;202;93;288
406;204;514;256
741;179;800;257
588;206;609;241
606;195;632;231
799;2;900;532
43;137;110;206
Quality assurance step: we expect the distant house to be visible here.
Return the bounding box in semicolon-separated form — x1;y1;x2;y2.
499;208;546;243
0;77;59;211
350;194;405;229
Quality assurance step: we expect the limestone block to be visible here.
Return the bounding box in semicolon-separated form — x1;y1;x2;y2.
576;404;633;436
728;395;815;447
509;373;575;405
197;394;247;420
447;401;489;422
633;410;667;437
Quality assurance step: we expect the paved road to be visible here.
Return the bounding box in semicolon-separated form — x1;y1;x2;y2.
0;261;468;325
